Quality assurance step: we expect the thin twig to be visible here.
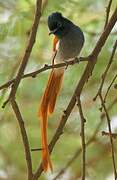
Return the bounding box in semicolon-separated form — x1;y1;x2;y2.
101;96;117;119
99;94;117;179
102;131;117;139
93;39;117;101
77;97;86;180
104;0;113;29
74;142;112;180
32;7;117;179
104;74;117;101
31;148;43;151
11;100;33;179
0;57;88;92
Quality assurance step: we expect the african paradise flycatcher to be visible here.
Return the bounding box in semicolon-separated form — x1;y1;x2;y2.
38;12;85;172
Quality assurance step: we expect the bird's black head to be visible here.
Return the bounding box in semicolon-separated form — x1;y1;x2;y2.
48;12;72;39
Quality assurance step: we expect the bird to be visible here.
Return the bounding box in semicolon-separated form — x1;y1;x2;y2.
38;12;85;172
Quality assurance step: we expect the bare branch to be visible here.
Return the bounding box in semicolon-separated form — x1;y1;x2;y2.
11;100;33;179
101;96;117;119
74;142;112;179
0;57;88;92
99;94;117;179
93;39;117;101
102;131;117;139
76;97;86;180
104;0;113;29
104;73;117;101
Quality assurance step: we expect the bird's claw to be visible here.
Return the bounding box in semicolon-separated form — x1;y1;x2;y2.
63;60;68;69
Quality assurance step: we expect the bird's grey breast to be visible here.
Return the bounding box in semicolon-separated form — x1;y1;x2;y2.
56;25;84;61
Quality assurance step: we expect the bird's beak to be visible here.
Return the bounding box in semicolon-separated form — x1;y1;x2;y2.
49;29;57;35
49;31;53;35
49;25;62;35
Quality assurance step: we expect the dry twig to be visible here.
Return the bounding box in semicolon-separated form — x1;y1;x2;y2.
0;57;88;92
102;131;117;139
93;39;117;101
104;73;117;101
99;94;117;179
11;100;33;179
76;97;86;180
104;0;113;29
101;96;117;119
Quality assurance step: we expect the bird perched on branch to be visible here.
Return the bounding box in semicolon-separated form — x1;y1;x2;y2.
38;12;84;172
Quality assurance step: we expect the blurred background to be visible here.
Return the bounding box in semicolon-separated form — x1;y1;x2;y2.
0;0;117;179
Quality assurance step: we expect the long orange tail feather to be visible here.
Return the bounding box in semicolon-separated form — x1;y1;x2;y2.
39;69;64;171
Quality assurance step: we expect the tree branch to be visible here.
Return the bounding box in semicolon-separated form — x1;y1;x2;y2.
11;100;33;179
101;96;117;119
104;0;113;29
99;94;117;179
104;73;117;101
93;39;117;101
0;57;88;92
77;97;86;180
102;131;117;139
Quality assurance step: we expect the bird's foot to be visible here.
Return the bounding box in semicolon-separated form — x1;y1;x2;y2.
63;60;69;69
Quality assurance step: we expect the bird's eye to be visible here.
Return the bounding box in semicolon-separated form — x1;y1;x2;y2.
52;22;62;30
57;22;62;28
